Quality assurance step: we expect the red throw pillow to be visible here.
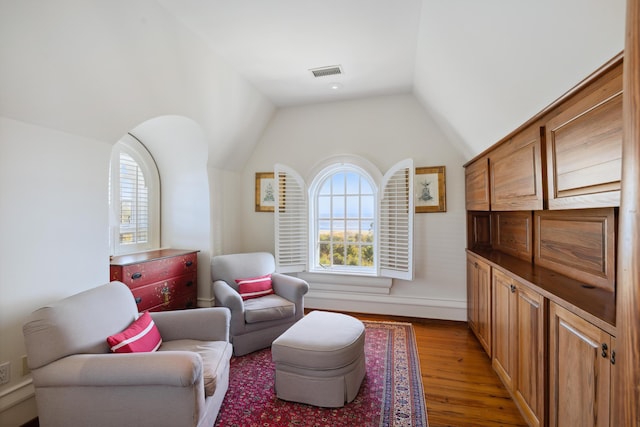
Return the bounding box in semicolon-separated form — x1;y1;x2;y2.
107;311;162;353
235;274;274;300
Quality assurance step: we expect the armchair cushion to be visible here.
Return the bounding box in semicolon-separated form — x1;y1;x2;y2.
236;274;274;300
107;311;162;353
159;340;231;397
244;294;295;323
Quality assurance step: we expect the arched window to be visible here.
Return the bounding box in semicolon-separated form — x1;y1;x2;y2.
109;134;160;255
310;165;376;274
274;156;414;280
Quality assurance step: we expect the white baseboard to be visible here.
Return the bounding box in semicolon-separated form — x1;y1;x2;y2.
305;290;467;321
0;378;34;412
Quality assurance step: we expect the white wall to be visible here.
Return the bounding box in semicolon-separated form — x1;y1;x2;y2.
240;94;468;319
0;117;112;426
130;116;215;305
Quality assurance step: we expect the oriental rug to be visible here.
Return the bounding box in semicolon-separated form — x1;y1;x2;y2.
214;320;428;427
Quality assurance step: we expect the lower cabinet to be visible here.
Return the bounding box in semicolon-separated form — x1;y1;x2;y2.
492;269;545;427
549;302;614;427
467;253;492;356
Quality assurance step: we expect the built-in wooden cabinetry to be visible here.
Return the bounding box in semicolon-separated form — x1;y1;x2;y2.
492;269;545;427
490;123;545;211
549;302;615;427
467;253;492;356
465;53;622;427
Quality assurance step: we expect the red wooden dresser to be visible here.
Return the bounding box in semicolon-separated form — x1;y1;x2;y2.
110;249;198;312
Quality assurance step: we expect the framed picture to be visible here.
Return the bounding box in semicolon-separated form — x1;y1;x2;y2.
255;172;275;212
414;166;446;213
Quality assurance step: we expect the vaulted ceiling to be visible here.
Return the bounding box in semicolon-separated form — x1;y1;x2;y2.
157;0;627;158
0;0;627;164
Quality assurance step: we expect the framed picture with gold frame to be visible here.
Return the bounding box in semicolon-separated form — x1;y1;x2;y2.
414;166;446;213
255;172;275;212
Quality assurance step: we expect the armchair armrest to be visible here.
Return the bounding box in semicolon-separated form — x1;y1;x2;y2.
34;352;202;388
272;273;309;302
213;280;246;334
150;307;230;342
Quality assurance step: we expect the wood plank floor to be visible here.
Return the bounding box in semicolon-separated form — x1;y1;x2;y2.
349;312;527;427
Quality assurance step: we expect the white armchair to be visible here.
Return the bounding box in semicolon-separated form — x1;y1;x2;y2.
211;252;309;356
23;281;232;427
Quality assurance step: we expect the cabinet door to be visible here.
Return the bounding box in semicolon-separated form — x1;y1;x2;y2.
467;254;492;356
545;60;623;209
465;157;490;211
492;269;515;390
490;123;544;211
549;302;611;427
514;283;545;427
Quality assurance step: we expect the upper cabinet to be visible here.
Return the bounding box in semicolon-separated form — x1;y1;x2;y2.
545;58;623;209
490;123;544;211
465;156;490;211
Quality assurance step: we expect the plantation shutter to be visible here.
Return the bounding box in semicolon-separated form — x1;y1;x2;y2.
378;158;414;280
119;152;149;246
274;164;308;273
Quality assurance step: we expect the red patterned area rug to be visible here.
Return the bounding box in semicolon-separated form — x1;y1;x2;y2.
214;320;428;427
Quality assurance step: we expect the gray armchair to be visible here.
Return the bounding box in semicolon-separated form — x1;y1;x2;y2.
23;281;232;427
211;252;309;356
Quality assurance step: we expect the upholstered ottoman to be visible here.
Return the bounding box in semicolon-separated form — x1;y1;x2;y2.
271;310;366;407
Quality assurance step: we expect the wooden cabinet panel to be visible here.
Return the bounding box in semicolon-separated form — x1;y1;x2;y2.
467;254;492;356
490;124;544;211
546;60;623;209
534;208;616;292
492;269;516;390
514;285;545;427
110;249;198;312
493;269;546;427
465;157;490;211
549;302;612;427
492;211;533;261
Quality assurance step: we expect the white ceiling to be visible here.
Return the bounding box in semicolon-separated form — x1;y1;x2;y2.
156;0;627;157
157;0;422;107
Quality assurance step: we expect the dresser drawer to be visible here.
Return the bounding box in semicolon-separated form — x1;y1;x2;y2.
111;252;197;289
131;272;197;312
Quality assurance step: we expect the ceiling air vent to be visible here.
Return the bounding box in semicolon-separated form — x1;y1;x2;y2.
309;65;343;78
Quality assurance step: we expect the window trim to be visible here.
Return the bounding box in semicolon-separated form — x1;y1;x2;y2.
109;134;160;255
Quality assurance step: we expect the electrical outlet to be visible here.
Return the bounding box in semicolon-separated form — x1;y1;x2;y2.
0;361;10;385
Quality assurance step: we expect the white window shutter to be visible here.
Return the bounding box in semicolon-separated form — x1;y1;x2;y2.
274;164;308;273
378;158;414;280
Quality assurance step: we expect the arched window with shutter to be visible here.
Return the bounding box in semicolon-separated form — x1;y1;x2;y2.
109;134;160;255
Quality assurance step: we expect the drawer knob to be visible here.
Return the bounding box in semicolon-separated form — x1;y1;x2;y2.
185;260;193;267
186;281;194;287
131;272;142;280
135;297;142;304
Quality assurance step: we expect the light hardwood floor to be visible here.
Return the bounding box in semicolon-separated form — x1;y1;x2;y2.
349;312;527;427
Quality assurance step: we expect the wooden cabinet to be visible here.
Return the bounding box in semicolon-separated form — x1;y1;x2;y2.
467;253;491;356
549;302;614;427
545;59;623;209
110;249;198;312
465;156;490;211
492;269;545;427
490;123;544;211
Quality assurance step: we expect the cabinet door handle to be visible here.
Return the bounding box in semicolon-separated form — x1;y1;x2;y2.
131;272;142;280
601;343;608;358
510;284;516;293
611;350;616;365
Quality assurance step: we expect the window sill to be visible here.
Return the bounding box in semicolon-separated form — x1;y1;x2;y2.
297;271;392;295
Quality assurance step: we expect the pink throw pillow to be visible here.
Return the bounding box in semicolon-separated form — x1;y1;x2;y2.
235;274;274;300
107;311;162;353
